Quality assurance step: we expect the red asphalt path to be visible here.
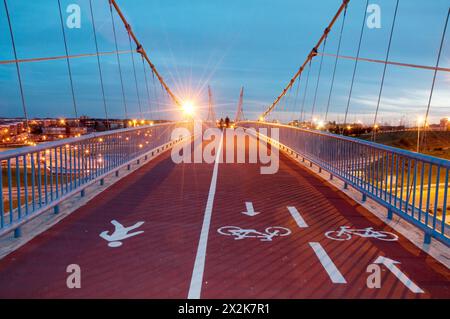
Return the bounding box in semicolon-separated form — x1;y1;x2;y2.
0;131;449;298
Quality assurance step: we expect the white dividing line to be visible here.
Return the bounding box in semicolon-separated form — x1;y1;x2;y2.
287;206;308;228
309;242;347;284
188;133;224;299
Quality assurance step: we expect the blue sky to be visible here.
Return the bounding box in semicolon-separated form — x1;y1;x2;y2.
0;0;449;124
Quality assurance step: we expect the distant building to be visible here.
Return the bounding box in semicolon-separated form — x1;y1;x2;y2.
68;126;88;136
42;127;67;138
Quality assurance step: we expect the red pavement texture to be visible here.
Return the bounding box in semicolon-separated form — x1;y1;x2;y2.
0;134;448;299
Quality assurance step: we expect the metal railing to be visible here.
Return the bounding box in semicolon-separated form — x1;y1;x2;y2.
240;121;450;246
0;122;189;238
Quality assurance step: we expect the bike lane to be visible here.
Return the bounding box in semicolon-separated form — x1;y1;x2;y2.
200;131;450;298
0;137;214;298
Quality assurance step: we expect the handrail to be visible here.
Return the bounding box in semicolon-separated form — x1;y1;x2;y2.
242;121;450;166
239;121;450;246
0;122;191;237
0;122;178;160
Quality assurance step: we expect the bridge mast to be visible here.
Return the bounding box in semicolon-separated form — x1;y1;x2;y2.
206;86;216;123
235;87;245;123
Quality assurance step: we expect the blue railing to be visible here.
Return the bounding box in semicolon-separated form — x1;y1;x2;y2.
240;121;450;246
0;122;188;238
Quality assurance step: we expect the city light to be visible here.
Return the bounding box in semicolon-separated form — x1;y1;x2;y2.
316;120;325;129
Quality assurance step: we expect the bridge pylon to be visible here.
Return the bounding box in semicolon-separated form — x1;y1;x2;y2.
234;86;245;123
206;86;216;123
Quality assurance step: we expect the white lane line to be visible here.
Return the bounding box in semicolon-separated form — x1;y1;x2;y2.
188;133;224;299
242;202;260;217
309;242;347;284
287;206;308;228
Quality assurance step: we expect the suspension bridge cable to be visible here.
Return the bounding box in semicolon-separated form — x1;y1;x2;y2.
325;5;348;122
3;0;28;128
109;1;128;119
372;0;400;138
317;52;450;73
141;55;152;119
424;8;449;129
151;70;160;119
291;72;302;123
343;0;369;128
260;0;350;119
109;0;181;107
88;0;109;126
300;60;313;123
57;0;78;120
0;50;133;65
311;36;328;122
128;33;143;119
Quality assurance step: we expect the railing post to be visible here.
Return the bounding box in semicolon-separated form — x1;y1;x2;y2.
81;189;85;197
318;167;322;173
54;205;60;214
14;227;21;238
330;174;333;180
127;164;131;171
137;159;140;165
362;193;367;202
344;182;348;189
424;232;432;245
100;179;104;186
387;209;393;220
115;170;119;177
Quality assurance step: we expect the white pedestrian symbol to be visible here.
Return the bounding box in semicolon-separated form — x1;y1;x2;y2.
100;220;145;248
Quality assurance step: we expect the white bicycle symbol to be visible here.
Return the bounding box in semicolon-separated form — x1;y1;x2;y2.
217;226;291;242
325;226;398;241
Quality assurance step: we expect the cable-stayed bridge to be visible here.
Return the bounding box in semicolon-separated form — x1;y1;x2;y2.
0;0;449;299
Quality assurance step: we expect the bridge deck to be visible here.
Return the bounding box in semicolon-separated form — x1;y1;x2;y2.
0;132;448;298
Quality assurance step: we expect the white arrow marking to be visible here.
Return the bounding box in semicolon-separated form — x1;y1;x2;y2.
309;242;346;284
287;206;308;228
374;256;424;294
242;202;260;217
